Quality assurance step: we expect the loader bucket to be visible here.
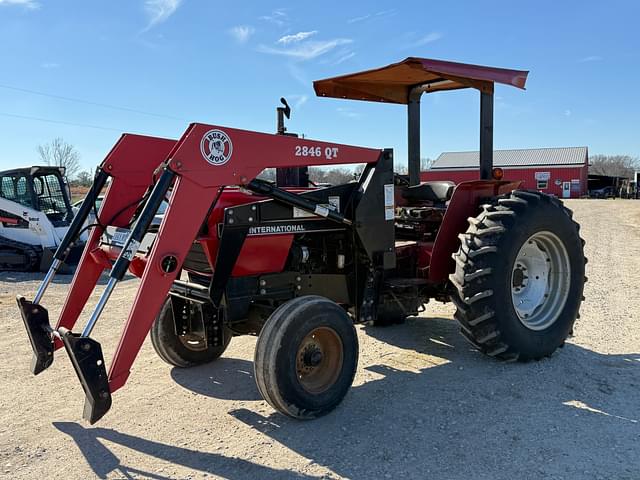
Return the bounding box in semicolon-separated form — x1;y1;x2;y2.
59;328;112;424
17;296;54;375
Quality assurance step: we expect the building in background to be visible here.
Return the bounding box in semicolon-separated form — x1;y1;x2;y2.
421;147;588;198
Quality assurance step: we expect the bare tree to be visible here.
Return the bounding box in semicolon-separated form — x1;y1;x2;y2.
257;168;276;181
74;170;93;187
37;138;81;179
395;164;408;175
309;167;351;185
590;155;639;178
257;166;364;186
421;157;434;170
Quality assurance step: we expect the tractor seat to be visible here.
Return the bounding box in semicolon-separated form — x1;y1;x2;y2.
401;181;455;203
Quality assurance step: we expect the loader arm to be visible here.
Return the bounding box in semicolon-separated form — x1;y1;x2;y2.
109;124;382;390
54;134;177;349
17;123;383;423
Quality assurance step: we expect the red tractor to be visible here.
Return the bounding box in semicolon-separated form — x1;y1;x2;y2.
17;58;585;424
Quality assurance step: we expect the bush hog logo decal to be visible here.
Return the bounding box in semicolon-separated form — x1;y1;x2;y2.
201;129;233;166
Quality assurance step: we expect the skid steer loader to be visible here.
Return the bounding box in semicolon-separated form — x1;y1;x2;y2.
15;57;585;424
0;166;85;271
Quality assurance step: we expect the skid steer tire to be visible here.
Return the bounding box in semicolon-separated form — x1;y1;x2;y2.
450;190;586;362
254;295;358;419
151;298;231;368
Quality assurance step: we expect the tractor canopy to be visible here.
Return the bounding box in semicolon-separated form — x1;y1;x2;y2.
313;57;529;104
314;57;529;185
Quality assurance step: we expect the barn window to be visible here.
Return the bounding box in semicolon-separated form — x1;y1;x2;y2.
537;180;548;189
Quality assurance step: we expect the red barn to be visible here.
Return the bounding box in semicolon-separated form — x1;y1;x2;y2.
421;147;589;198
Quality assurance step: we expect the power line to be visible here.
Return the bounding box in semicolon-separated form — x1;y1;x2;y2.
0;111;130;133
0;83;186;121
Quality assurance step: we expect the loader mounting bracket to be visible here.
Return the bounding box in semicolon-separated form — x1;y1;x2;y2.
17;296;54;375
59;329;112;424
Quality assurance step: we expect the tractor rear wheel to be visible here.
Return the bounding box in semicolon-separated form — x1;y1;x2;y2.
151;297;231;368
450;190;586;361
254;295;358;419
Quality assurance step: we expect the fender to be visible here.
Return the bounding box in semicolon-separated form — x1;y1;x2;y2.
429;179;521;282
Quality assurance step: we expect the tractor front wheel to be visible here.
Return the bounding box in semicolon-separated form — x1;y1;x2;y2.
151;297;231;368
450;190;586;361
254;295;358;419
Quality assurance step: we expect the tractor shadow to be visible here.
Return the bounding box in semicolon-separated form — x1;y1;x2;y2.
53;422;315;480
55;316;640;479
170;357;262;401
226;316;640;479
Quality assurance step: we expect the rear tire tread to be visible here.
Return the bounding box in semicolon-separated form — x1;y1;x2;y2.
451;190;586;362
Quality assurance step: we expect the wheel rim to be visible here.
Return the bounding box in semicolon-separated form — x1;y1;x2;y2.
296;327;343;394
511;231;571;331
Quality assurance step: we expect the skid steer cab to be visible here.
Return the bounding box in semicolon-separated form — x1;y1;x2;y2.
16;57;585;424
0;166;85;272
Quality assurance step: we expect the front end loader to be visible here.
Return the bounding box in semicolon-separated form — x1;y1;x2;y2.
15;58;585;424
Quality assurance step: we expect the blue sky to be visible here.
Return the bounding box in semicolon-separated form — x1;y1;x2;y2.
1;0;639;174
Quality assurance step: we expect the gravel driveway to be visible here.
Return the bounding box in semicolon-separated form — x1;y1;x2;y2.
1;199;638;480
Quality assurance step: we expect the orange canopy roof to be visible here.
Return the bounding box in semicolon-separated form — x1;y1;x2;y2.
313;57;528;104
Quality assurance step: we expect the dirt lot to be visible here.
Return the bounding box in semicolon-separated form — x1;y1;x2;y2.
1;199;639;480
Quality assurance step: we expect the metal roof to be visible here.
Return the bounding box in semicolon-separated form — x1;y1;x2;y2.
314;57;528;104
430;147;588;169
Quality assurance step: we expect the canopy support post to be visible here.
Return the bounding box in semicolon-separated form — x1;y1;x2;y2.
408;87;423;186
479;89;494;180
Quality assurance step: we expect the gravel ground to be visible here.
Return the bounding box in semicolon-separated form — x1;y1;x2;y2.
0;199;639;480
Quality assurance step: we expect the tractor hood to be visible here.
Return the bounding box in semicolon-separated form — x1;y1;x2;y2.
313;57;528;104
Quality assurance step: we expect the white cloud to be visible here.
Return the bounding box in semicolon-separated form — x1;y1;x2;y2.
375;9;395;16
277;31;317;45
229;25;255;44
578;55;603;63
143;0;182;30
287;94;309;109
40;62;60;69
0;0;40;9
334;51;355;64
337;107;361;119
287;63;309;87
259;9;288;26
409;32;443;47
347;14;371;24
347;9;395;24
258;38;352;61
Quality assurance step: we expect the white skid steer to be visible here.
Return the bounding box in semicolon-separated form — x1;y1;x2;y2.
0;166;86;272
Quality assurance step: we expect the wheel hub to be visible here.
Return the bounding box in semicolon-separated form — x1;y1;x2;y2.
303;346;323;367
178;332;207;351
511;265;528;290
296;327;343;394
511;231;571;331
